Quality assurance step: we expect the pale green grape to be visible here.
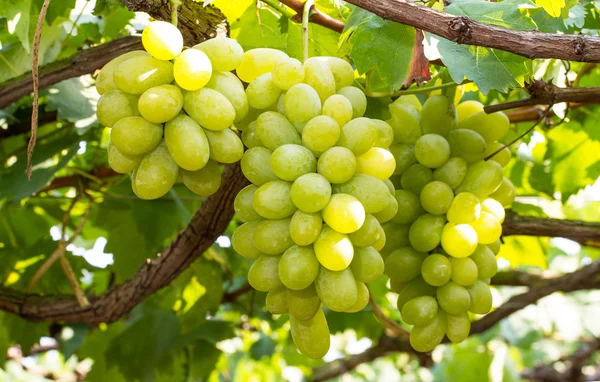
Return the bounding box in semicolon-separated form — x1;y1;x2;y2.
255;111;301;150
387;103;421;144
380;223;410;258
194;37;244;72
450;257;478;286
270;144;316;181
420;95;457;136
314;56;354;89
337;117;378;156
314;226;354;270
488;240;501;255
322;194;366;234
290;308;330;359
420;181;454;215
396;277;436;311
246;73;282;109
410;311;447;353
253;180;296;219
390;278;406;294
470;245;498;279
266;287;288;314
133;141;178;200
322;94;353;128
302;116;340;157
234;185;262;222
490;177;516;206
389;144;417;175
392;95;422;113
456;100;483;123
338;86;367;118
241;121;263;148
290;210;323;246
421;254;452;287
277;93;286;115
204;128;244;164
436;281;471;315
272;57;305;90
240;147;278;186
441;223;478;258
290;173;332;213
484;141;511;167
334;174;390;213
142;21;182;60
173;48;212;91
96;51;149;94
433;157;467;190
279;245;320;290
400;164;433;195
349;215;382;247
447;192;481;224
288;284;321;321
373;225;386;252
372;119;394;148
164;114;210;171
409;214;445;252
459;110;510;142
415;134;451;169
392;190;423;224
447;129;487;162
317;147;356;184
384;179;395;194
114;56;174;94
401;296;438;326
345;281;369;313
470;212;502;244
284;84;322;133
385;247;427;283
455;160;504;198
107;141;141;174
184;88;236;131
355;147;396;181
253;218;293;255
236;106;270;131
315;267;358;312
232;221;264;259
138;85;183;124
372;193;398;224
111;116;162;156
206;71;249;123
180;160;222;197
248;255;283;292
304;57;336;102
481;198;505;222
467;280;493;314
446;313;470;343
235;48;289;83
350;246;384;283
97;90;139;127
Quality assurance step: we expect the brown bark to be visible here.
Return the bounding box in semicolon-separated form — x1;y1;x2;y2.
279;0;345;33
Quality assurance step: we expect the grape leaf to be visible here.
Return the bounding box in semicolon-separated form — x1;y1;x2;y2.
536;0;566;17
47;77;99;130
528;164;555;197
286;22;343;60
0;0;32;52
446;0;537;30
231;6;286;51
102;6;135;40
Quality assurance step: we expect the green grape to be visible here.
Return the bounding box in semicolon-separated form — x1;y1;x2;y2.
392;190;423;224
380;223;410;258
180;160;222;197
206;71;249;123
389;144;417;176
447;192;481;224
345;281;370;313
133;141;178;200
322;94;353;128
488;240;501;255
111;116;162;156
270;144;317;181
490;177;516;206
138;85;183;124
235;48;289;83
334;174;390;213
456;100;483;123
272;57;305;90
401;296;438;326
248;255;283;292
290;210;323;246
234;185;262;222
400;164;433;195
107;141;141;174
441;223;478;258
97;90;139;127
433;157;467;190
302;116;340;157
350;246;384;283
288;284;321;321
447;129;487;162
322;194;365;234
470;212;502;244
317;147;356;184
314;56;354;89
142;21;183;60
420;95;457;136
277;92;287;118
194;37;244;72
420;181;454;215
396;277;436;311
338;86;367;119
348;215;381;247
164;114;210;171
389;278;406;294
392;95;422;113
372;193;398;223
372;120;394;148
467;280;493;314
446;313;470;343
246;73;282;109
387;103;421;144
315;267;358;312
255;111;301;150
173;48;212;91
355;147;396;181
384;179;395;194
96;51;149;94
279;245;320;290
385;247;427;283
236;106;269;131
204;129;244;164
415;134;451;169
253;180;296;219
456;160;504;198
290;173;332;213
481;198;505;223
373;225;386;252
337;117;378;156
266;287;288;315
437;281;471;315
114;56;174;94
459;110;510;142
484;141;511;167
421;254;452;287
304;57;336;102
184;88;236;131
284;84;322;133
314;226;354;270
470;245;498;279
241;121;263;148
410;311;447;353
409;214;445;252
232;221;264;259
290;308;330;359
253;218;293;255
450;257;478;286
240;147;278;186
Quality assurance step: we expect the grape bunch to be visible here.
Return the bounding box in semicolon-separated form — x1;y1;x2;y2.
96;21;249;199
381;95;516;352
231;50;397;358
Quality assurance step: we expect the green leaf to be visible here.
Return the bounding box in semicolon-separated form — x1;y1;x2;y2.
446;0;537;30
510;202;547;217
188;340;222;381
47;77;99;129
0;312;48;354
60;324;89;359
78;322;127;382
536;0;566;17
250;333;276;359
587;161;600;179
0;0;32;52
92;0;125;16
179;258;224;331
286;22;342;60
528;163;555;197
102;6;135;40
231;6;286;51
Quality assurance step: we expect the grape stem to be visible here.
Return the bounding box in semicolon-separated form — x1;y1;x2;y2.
170;0;182;27
260;0;297;19
302;0;315;63
365;79;472;98
368;291;410;340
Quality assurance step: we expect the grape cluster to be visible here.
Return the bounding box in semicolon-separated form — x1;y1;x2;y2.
96;21;249;199
381;95;516;352
231;50;397;358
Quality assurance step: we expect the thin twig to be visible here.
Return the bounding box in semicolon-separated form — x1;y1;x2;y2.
302;0;315;63
366;80;472;98
368;292;410;339
170;0;181;27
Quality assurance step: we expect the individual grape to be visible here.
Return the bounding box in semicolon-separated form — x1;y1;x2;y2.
446;313;470;343
288;284;322;321
348;215;382;247
385;247;427;283
372;226;386;252
436;281;471;315
392;95;422;113
236;106;269;131
255;111;301;150
420;181;454;215
164;114;210;171
372;193;398;223
470;212;502;244
396;277;436;311
301;116;340;157
290;308;330;359
173;48;212;91
290;210;323;246
232;221;264;259
470;245;498;279
401;296;438;326
392;190;423;224
410;311;447;353
279;245;320;290
284;84;322;133
350;246;384;283
304;57;336;102
272;57;305;90
180;160;222;197
97;90;139;127
433;157;467;190
389;278;406;294
338;86;367;118
142;21;183;60
380;223;410;257
450;257;478;286
484;141;511;167
414;134;451;169
459;110;510;142
420;95;457;136
490;177;516;206
408;214;445;252
133;141;178;200
235;48;289;83
372;120;394;148
441;223;478;258
383;179;395;194
345;281;370;313
290;173;332;213
184;88;236;131
447;192;481;224
234;185;262;222
266;287;288;315
138;85;183;124
248;255;283;292
277;92;287;115
194;37;244;72
253;219;293;255
317;147;356;184
314;226;354;271
488;240;501;255
240;147;278;186
387;103;421;144
111;116;163;156
447;129;487;162
355;147;396;181
270;144;317;181
96;50;149;94
314;56;354;89
315;267;358;312
107;141;141;174
246;73;282;109
337;117;378;156
456;100;484;123
241;121;263;148
481;198;505;223
322;94;353;128
206;71;249;123
421;253;452;287
204;129;244;164
253;180;296;219
455;160;504;198
467;280;493;314
114;56;174;94
334;174;390;213
400;164;433;195
389;144;417;175
322;194;365;234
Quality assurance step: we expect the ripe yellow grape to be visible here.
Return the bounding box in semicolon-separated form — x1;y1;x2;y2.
322;94;353;128
484;141;512;167
304;57;336;102
334;174;390;214
111;116;163;156
194;37;244;72
142;21;183;60
180;160;222;197
470;211;502;244
138;85;183;124
456;100;484;123
355;147;396;180
322;194;366;234
460;110;510;142
447;192;481;224
95;50;149;94
173;48;212;91
164;114;210;171
481;198;505;222
236;48;289;83
392;95;422;113
441;223;478;258
272;57;305;90
314;226;354;271
490;177;516;206
184;88;236;131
